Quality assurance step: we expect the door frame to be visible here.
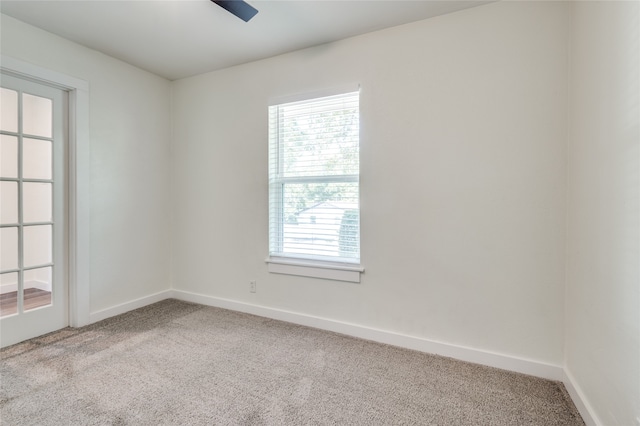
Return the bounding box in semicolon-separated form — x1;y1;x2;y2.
1;55;90;327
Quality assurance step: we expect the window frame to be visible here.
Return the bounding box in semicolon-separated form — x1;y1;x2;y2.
266;86;363;283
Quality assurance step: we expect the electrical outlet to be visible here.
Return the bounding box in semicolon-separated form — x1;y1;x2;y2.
250;281;256;293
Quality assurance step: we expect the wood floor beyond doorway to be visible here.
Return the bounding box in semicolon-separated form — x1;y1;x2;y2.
0;289;52;317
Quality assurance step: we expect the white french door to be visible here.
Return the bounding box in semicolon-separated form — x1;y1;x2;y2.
0;73;68;347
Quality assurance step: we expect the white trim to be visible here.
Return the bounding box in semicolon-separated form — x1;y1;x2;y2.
0;284;18;294
24;280;52;292
266;256;364;272
67;87;91;327
89;290;173;324
0;56;89;92
563;368;601;426
268;83;360;106
171;290;563;381
266;257;363;283
0;280;50;293
1;55;91;327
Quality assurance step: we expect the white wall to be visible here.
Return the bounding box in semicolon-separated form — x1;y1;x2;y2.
1;14;173;313
566;1;640;425
172;1;569;366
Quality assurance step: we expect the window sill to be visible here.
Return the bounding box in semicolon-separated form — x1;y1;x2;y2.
265;257;364;283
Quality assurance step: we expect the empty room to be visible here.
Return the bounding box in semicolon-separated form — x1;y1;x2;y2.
0;0;638;424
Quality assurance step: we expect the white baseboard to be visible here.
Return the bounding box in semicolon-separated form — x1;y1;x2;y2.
1;283;19;293
0;279;52;294
85;289;596;421
171;289;564;381
27;279;52;292
563;368;601;426
89;289;174;324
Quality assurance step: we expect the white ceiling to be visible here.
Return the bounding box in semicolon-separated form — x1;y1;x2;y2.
1;0;490;80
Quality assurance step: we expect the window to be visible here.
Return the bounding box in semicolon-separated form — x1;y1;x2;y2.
268;90;362;281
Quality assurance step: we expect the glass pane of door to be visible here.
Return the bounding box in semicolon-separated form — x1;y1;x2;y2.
23;138;52;180
23;182;52;223
0;227;19;271
23;267;52;312
22;93;52;138
0;272;19;317
23;225;53;267
0;181;18;224
0;135;18;178
0;88;18;133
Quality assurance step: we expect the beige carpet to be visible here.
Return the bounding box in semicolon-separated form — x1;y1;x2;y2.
1;299;583;425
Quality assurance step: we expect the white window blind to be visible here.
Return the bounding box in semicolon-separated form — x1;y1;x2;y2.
269;90;360;264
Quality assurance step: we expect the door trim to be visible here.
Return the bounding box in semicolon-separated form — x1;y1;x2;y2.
1;55;90;327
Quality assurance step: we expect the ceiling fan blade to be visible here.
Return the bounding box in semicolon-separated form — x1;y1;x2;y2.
212;1;258;22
